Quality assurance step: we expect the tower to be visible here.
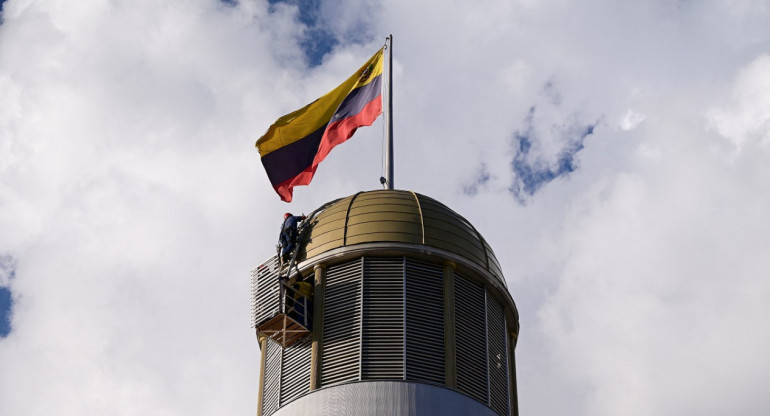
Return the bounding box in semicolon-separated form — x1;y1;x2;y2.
251;190;519;415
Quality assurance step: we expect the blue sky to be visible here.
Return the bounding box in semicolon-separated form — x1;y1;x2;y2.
0;256;13;338
2;0;770;415
268;0;338;67
265;0;377;67
0;288;10;337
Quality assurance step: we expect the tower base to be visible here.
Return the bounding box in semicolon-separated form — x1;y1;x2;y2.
273;381;501;416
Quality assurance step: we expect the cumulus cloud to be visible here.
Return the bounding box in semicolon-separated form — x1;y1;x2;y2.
540;123;770;414
266;0;381;67
1;0;770;415
709;54;770;152
0;1;299;413
619;109;645;131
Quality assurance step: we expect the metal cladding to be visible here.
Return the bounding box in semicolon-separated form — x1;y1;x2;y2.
253;190;520;416
273;381;502;416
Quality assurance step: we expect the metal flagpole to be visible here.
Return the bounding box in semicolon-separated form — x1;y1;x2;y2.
385;34;394;190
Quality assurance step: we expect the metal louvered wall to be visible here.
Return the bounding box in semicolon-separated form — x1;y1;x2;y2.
486;295;510;415
454;273;489;405
262;338;282;416
280;336;312;406
361;257;405;379
252;255;281;328
321;258;363;386
405;259;445;385
256;254;515;415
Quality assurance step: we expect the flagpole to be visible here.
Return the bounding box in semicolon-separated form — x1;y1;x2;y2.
385;34;394;190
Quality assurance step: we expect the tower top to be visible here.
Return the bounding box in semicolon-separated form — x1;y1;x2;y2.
253;188;520;415
295;189;506;288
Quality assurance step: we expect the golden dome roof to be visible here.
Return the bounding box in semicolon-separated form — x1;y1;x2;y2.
298;190;505;286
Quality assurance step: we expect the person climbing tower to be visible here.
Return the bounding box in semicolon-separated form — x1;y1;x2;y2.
279;213;305;262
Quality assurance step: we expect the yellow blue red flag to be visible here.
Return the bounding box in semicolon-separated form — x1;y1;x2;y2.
256;49;384;202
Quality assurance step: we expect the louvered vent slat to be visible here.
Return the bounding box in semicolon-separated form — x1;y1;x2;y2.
487;294;510;415
455;273;489;405
321;258;362;386
404;259;445;385
361;257;404;379
252;255;281;328
280;335;311;406
261;338;282;416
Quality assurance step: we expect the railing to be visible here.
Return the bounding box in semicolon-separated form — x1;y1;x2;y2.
251;255;281;328
281;280;313;331
252;254;314;347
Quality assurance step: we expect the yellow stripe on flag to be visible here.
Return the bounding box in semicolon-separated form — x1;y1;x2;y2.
256;49;384;157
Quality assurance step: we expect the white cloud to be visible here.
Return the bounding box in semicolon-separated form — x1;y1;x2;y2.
1;0;770;415
619;109;645;131
528;52;770;413
709;54;770;152
0;1;292;413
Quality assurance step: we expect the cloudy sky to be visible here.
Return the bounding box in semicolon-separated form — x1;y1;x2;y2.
2;0;770;414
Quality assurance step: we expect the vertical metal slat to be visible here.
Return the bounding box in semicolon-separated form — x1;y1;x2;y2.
361;257;404;380
321;258;363;386
487;293;510;415
280;335;312;406
404;258;445;385
454;273;488;405
261;337;282;416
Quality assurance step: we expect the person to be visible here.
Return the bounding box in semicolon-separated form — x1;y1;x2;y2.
279;213;305;262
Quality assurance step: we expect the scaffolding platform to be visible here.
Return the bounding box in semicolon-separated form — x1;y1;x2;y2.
256;279;313;348
257;313;311;348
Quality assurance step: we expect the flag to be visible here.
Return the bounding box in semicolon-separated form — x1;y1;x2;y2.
256;49;385;202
